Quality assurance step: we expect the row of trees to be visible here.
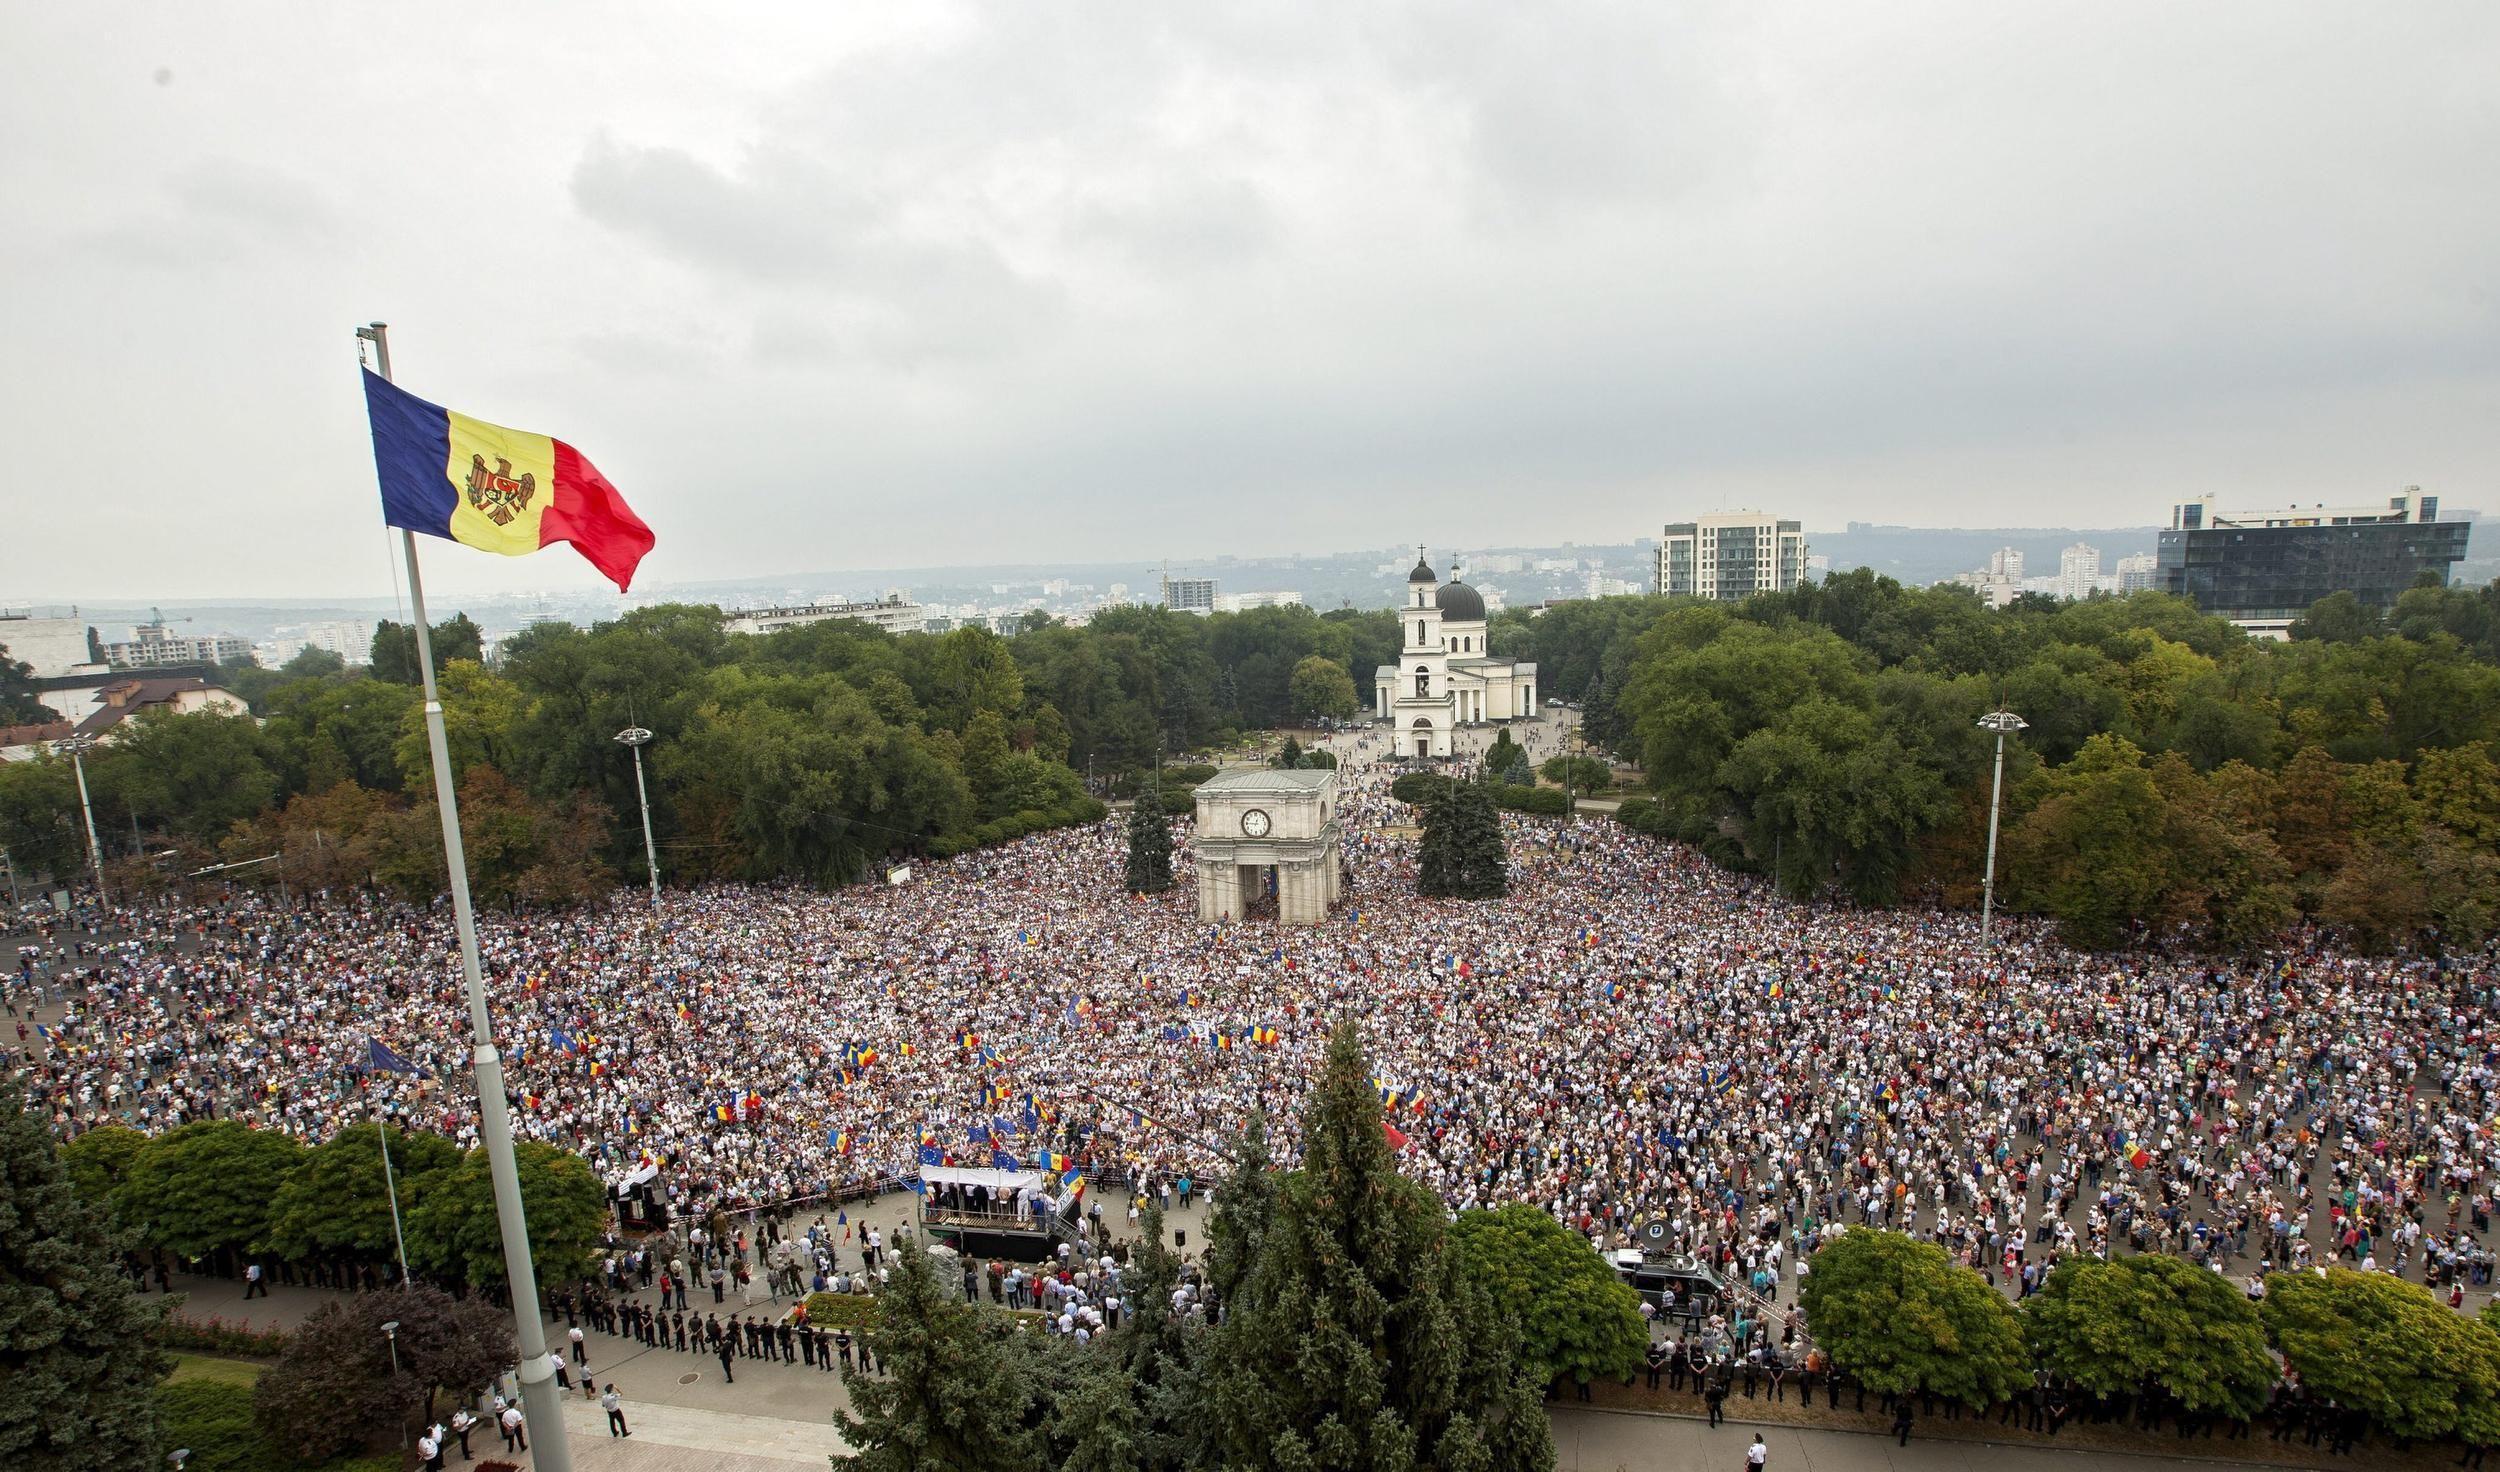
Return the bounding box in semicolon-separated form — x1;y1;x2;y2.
0;600;1426;902
5;1082;519;1472
1523;571;2500;950
54;1118;608;1292
1802;1228;2500;1447
0;609;1127;899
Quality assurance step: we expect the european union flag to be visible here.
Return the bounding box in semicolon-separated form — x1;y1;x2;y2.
549;1027;577;1053
992;1148;1020;1171
366;1038;427;1077
918;1143;944;1166
1020;1104;1041;1134
968;1122;991;1144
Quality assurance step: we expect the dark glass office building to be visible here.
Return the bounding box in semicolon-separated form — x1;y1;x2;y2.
2155;491;2468;633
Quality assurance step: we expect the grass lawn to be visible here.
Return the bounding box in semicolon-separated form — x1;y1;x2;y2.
166;1354;265;1389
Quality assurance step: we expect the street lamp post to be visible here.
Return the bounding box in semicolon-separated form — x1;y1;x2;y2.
381;1320;404;1446
614;727;660;915
53;736;108;904
1975;709;2029;947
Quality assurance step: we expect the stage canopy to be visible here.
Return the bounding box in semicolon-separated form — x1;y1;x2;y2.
920;1164;1045;1193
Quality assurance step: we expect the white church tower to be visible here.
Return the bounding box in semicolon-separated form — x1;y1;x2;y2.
1374;545;1540;759
1390;548;1451;759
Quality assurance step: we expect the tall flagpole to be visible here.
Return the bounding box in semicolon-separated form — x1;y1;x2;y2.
359;323;574;1472
375;1110;413;1289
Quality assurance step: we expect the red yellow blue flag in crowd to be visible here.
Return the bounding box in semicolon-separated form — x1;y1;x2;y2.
362;370;655;591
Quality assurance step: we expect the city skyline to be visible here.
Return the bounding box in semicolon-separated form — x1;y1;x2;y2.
4;3;2496;601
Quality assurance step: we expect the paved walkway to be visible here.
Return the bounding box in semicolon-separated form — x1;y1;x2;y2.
1553;1409;2341;1472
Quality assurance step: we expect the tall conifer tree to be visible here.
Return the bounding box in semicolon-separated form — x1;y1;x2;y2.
0;1081;170;1471
1126;783;1175;894
1192;1028;1551;1471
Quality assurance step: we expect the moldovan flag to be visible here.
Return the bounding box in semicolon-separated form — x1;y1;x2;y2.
362;370;654;591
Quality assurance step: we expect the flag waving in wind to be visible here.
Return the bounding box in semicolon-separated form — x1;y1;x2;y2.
362;370;654;591
364;1038;427;1077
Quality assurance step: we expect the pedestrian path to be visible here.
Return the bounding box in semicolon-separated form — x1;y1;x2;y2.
474;1397;846;1470
1554;1408;2329;1472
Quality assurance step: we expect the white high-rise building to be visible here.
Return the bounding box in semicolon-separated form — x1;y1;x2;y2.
1658;512;1806;600
2114;552;2158;594
2057;543;2102;602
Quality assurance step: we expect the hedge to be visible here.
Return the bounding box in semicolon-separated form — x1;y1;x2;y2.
804;1290;1053;1335
157;1313;292;1358
1612;796;1669;836
805;1291;881;1330
927;797;1111;859
1489;784;1569;816
1163;764;1219;786
1157;785;1199;816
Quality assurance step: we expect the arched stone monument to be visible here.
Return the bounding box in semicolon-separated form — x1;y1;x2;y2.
1193;768;1343;925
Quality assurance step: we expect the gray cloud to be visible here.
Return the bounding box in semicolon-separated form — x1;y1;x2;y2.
0;1;2494;600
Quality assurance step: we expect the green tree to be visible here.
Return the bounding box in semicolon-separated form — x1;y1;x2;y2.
1538;755;1609;793
254;1283;513;1459
1448;1203;1647;1389
2021;1255;2273;1418
1484;728;1533;786
1417;776;1507;899
116;1120;307;1263
0;642;59;723
263;1122;459;1267
1193;1025;1552;1471
833;1236;1038;1472
370;765;613;908
368;614;483;685
2263;1266;2500;1444
1289;654;1360;724
1794;1228;2026;1408
403;1141;606;1290
1273;734;1305;770
1124;783;1173;894
54;1124;148;1229
0;1080;169;1471
89;709;280;846
1200;1115;1276;1308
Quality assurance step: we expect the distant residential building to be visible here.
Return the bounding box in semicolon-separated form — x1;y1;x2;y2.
0;720;74;763
103;615;250;669
1467;553;1529;574
721;593;925;638
1941;547;2028;608
1212;590;1303;613
0;612;100;677
1160;576;1216;614
2114;552;2158;594
2157;488;2469;637
2057;543;2102;602
1583;572;1640;598
4;675;249;761
1658;511;1806;600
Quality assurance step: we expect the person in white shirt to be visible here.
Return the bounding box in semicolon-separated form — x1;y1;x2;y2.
602;1384;630;1437
1747;1432;1768;1468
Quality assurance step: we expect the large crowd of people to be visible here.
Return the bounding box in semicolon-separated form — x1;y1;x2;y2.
11;715;2500;1318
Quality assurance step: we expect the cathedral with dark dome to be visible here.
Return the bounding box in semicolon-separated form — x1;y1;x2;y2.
1373;548;1539;759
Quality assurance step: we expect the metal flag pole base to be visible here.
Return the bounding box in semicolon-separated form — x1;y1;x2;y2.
363;322;573;1472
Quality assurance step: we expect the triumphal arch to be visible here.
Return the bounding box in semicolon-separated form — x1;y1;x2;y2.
1193;768;1343;925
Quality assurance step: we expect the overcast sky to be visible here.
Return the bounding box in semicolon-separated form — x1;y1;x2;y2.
4;2;2495;601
